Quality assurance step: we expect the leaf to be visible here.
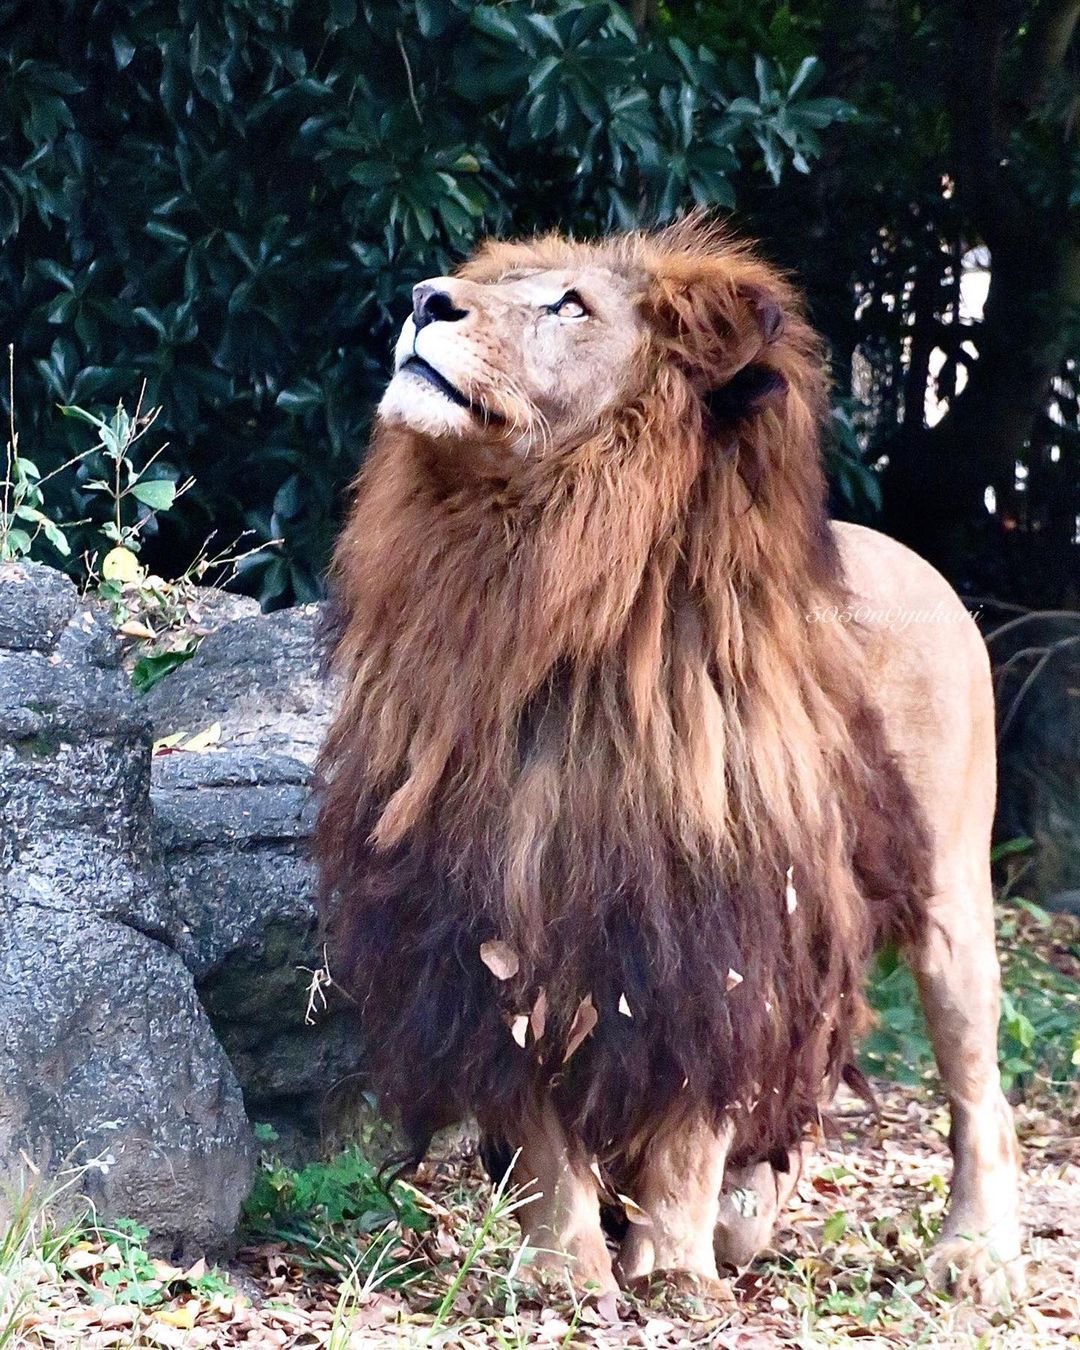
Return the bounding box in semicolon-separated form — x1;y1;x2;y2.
617;1193;651;1226
102;545;144;583
725;968;744;991
130;478;177;511
507;1014;529;1048
155;1300;198;1329
618;992;632;1017
562;993;597;1063
785;865;798;914
479;939;519;980
529;988;547;1040
787;55;820;99
119;619;157;640
180;721;222;753
58;403;106;430
135;649;198;697
153;730;186;753
990;836;1034;862
822;1211;847;1243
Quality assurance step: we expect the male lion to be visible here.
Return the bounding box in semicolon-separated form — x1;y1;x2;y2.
317;219;1024;1304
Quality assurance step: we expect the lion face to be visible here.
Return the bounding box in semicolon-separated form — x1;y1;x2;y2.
378;265;648;453
377;223;809;466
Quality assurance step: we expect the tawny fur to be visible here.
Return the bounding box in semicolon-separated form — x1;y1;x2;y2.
316;220;932;1180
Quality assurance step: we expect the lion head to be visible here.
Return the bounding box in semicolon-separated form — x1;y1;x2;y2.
377;217;820;478
319;218;928;1175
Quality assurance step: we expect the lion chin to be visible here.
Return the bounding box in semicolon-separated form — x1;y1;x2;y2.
316;217;1025;1308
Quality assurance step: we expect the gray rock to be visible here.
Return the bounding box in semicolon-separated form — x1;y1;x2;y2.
144;605;335;764
0;559;77;650
0;907;251;1258
0;561;252;1253
152;747;364;1148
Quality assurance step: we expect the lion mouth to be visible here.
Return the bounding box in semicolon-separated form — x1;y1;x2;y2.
401;355;502;424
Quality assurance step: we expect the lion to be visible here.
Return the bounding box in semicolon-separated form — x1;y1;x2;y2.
316;218;1024;1305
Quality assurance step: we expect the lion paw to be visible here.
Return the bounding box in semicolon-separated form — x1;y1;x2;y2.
925;1233;1027;1306
624;1269;736;1320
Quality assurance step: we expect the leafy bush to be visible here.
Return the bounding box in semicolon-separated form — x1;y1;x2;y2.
242;1141;428;1279
0;0;852;606
863;905;1080;1097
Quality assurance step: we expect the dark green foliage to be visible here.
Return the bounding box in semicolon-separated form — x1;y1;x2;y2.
863;910;1080;1096
0;0;850;606
242;1140;428;1279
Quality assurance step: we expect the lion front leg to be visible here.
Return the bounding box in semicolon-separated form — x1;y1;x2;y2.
908;870;1026;1304
510;1099;617;1296
617;1114;734;1298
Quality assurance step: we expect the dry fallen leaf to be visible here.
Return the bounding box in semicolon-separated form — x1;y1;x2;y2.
530;988;548;1040
617;1192;652;1226
595;1290;622;1324
618;992;633;1017
179;722;221;754
118;619;157;641
725;968;743;991
480;939;519;981
153;1299;199;1330
785;865;798;913
508;1013;529;1047
562;993;598;1062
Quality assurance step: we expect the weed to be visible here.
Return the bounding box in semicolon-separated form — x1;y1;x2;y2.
0;1167;84;1348
241;1143;428;1285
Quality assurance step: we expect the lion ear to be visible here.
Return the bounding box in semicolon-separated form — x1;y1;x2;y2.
703;363;789;426
740;283;785;345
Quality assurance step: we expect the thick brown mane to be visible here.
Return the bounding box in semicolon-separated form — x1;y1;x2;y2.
316;219;931;1174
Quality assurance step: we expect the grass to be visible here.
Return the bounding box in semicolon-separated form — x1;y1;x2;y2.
0;1165;85;1349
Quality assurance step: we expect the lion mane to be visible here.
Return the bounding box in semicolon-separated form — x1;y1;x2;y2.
316;219;932;1176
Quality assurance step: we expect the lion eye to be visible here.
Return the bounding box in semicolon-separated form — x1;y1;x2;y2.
547;290;589;319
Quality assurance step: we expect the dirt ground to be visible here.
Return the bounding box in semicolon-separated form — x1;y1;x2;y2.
15;1072;1077;1350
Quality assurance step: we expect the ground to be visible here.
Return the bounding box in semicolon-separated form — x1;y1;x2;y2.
4;909;1079;1349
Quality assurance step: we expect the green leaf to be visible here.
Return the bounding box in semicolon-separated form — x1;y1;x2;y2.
822;1211;848;1243
788;56;819;99
132;646;197;695
0;527;32;559
129;479;177;511
144;220;189;245
58;404;106;430
990;837;1034;862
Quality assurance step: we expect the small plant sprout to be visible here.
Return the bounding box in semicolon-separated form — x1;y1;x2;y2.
59;383;192;577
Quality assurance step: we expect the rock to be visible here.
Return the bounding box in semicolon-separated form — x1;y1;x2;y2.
0;908;251;1257
0;561;252;1254
144;599;361;1151
991;611;1080;902
143;604;335;764
151;744;363;1150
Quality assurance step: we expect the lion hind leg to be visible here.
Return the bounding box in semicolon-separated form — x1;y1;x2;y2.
714;1148;801;1269
909;873;1026;1304
616;1114;735;1301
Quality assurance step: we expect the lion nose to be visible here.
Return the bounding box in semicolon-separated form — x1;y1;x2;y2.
412;282;469;331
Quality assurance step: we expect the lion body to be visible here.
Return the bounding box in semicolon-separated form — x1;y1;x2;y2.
317;224;939;1179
